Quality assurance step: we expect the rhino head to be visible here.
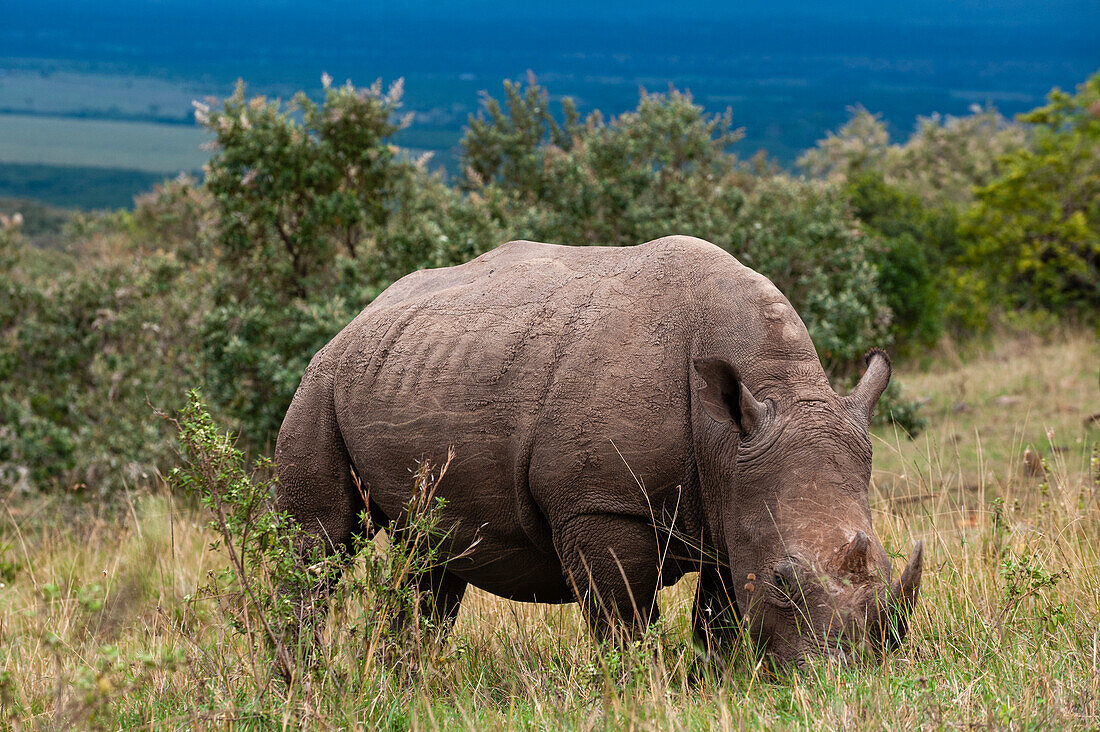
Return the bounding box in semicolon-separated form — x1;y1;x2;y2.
693;350;923;668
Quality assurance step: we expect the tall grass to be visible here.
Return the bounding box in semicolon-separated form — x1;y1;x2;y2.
1;332;1097;729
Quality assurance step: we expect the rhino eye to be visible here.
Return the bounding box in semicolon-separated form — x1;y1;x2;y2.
771;571;795;607
772;559;802;606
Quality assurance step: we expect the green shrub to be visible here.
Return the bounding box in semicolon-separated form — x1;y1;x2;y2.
171;391;459;700
963;70;1100;321
798;105;1028;206
796;106;891;183
200;284;370;444
199;78;411;297
843;173;955;350
0;215;205;491
464;79;747;248
197;78;503;444
461;71;582;197
891;106;1028;206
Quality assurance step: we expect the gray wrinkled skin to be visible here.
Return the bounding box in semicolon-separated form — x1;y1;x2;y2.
275;236;923;668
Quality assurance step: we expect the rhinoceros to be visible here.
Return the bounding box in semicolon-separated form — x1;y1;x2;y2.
275;235;923;667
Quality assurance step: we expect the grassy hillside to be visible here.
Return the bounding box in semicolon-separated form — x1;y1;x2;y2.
874;333;1098;506
1;332;1097;728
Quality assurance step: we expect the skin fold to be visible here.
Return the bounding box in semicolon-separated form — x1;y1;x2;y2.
275;235;923;667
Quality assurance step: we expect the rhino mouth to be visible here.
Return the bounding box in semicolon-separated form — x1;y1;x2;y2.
745;538;925;670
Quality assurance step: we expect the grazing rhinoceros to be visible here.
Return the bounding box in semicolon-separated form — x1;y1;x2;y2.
275;236;923;667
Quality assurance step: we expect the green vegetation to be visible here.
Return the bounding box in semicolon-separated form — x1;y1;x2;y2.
4;68;1100;490
0;66;1098;729
0;211;204;492
195;79;501;440
964;74;1100;320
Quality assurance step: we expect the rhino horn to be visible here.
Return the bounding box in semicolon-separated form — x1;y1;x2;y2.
880;540;923;651
839;530;872;575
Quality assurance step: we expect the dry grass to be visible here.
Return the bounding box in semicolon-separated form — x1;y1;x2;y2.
1;332;1097;729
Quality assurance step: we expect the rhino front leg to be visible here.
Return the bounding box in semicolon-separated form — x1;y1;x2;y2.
556;515;662;644
692;563;743;659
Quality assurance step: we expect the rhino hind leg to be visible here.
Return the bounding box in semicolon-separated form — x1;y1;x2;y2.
557;516;662;644
692;563;743;660
409;567;468;644
275;363;368;634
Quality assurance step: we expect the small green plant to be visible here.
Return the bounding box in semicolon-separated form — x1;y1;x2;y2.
168;389;460;718
998;550;1069;637
170;389;308;687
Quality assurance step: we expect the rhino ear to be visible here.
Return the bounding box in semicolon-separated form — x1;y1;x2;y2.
845;348;892;424
693;357;765;434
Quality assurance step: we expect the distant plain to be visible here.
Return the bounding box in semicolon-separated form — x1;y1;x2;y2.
0;113;206;172
2;2;1098;207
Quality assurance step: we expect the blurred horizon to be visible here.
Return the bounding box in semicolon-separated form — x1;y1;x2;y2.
2;0;1098;207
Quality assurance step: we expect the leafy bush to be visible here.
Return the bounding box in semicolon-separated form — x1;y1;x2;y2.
196;78;416;442
844;173;953;350
131;173;215;262
200;287;369;447
461;72;582;196
891;107;1029;206
171;391;459;695
796;106;892;183
197;78;502;443
963;71;1100;321
464;80;747;248
0;214;205;491
731;176;892;380
798;105;1028;206
198;78;410;296
799;102;1048;340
